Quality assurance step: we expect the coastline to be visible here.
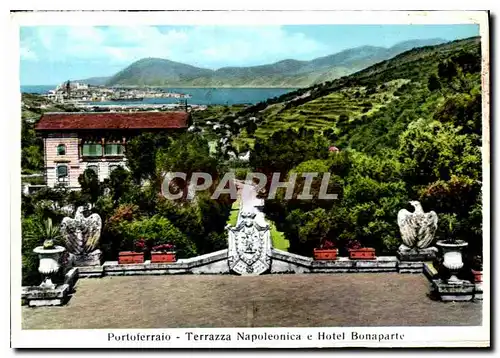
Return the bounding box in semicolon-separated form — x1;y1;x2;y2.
104;85;301;89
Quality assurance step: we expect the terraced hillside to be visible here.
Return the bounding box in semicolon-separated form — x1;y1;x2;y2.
253;79;410;139
231;36;481;152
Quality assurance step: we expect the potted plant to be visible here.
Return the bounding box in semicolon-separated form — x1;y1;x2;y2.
436;214;468;284
151;243;177;263
347;239;376;260
471;255;483;283
118;238;146;264
28;217;66;289
313;238;338;260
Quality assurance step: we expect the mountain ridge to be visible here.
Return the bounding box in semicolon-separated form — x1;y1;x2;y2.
78;38;448;87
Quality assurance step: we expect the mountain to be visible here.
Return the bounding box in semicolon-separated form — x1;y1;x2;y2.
106;58;213;86
386;38;448;55
76;76;110;86
94;38;447;87
222;36;481;151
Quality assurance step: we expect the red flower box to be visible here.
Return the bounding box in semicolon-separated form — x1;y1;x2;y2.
313;248;338;260
151;252;177;263
471;269;482;283
118;251;144;264
349;248;376;260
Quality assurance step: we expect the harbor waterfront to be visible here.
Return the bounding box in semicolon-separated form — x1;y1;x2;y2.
20;85;297;106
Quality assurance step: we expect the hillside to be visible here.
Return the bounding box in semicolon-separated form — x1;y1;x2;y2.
99;38;446;87
225;36;481;152
76;76;109;86
232;36;482;258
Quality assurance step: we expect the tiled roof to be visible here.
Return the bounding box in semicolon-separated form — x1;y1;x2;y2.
35;111;190;131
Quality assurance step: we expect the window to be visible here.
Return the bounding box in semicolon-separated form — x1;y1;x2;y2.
104;144;124;156
56;165;69;184
82;144;102;157
57;144;66;155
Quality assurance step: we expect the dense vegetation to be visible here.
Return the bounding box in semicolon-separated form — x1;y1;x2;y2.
21;133;233;285
243;37;483;264
21;36;484;284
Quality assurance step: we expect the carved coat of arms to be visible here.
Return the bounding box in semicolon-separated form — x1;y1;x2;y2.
227;212;272;275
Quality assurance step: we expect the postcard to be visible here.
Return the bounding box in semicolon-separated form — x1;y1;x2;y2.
10;9;490;348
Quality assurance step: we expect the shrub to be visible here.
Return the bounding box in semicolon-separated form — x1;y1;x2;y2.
22;217;42;286
114;215;196;258
234;168;250;181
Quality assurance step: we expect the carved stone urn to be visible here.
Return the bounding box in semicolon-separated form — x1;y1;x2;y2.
436;240;468;284
33;245;66;289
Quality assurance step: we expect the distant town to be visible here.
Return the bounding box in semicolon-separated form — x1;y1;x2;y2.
43;80;192;104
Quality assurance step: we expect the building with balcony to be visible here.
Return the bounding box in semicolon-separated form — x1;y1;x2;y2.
35;111;190;189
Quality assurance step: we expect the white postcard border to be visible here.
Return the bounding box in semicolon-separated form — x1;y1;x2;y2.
9;9;490;349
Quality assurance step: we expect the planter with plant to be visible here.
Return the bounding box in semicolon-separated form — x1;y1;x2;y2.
347;240;376;260
151;243;177;263
436;214;468;284
29;217;66;289
471;255;483;283
313;239;338;260
118;238;146;264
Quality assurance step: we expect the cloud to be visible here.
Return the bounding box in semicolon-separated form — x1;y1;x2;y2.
19;25;329;69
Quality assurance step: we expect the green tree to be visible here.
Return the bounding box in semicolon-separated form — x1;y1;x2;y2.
126;132;172;184
250;127;329;178
427;73;442;92
156;133;221;198
245;120;257;136
78;169;101;205
108;167;133;204
437;59;458;82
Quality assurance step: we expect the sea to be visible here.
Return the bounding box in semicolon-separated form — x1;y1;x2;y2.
20;85;297;106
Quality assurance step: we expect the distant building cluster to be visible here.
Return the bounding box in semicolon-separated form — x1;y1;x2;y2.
44;81;192;104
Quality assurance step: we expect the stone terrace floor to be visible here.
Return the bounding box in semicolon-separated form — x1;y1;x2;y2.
22;273;482;329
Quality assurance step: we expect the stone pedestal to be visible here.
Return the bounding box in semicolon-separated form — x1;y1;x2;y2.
423;262;439;280
398;261;424;273
474;282;483;300
70;249;102;267
397;245;438;261
22;284;70;307
431;279;475;302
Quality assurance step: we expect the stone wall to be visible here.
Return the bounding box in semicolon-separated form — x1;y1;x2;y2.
77;249;414;278
78;250;230;277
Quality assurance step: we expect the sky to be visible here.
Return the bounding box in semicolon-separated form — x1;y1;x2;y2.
19;24;479;85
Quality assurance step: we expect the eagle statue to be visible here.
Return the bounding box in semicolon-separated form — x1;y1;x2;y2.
60;206;102;255
397;201;438;250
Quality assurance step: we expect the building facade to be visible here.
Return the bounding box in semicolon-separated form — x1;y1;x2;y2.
35;111;190;189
